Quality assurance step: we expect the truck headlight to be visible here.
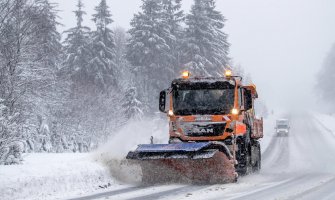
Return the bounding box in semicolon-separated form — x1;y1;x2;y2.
168;110;174;117
231;108;239;115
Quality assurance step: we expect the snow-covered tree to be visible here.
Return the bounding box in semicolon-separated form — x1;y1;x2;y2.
62;0;92;90
60;1;92;148
161;0;185;74
127;0;172;112
113;26;137;92
0;99;22;164
90;0;117;92
57;0;129;150
31;0;62;71
182;0;229;76
0;0;133;155
114;27;127;70
0;0;45;159
122;87;143;121
26;0;63;148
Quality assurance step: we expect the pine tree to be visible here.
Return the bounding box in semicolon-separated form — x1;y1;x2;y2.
122;87;143;121
62;0;92;90
90;0;117;92
183;0;229;76
205;0;229;71
113;27;135;90
161;0;185;74
60;0;94;151
127;0;172;112
27;0;63;140
32;0;62;71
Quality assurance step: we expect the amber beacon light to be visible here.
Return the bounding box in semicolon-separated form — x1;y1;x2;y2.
225;70;232;78
181;70;190;79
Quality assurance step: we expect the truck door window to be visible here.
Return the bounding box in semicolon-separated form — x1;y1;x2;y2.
239;88;243;108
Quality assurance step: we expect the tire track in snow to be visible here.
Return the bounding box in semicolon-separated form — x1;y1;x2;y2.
285;176;335;200
68;186;148;200
289;115;335;173
224;174;327;200
262;135;289;171
270;136;289;168
261;134;278;160
69;185;208;200
126;185;208;200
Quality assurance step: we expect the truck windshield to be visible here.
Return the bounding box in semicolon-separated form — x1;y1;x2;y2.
173;89;235;115
277;125;288;129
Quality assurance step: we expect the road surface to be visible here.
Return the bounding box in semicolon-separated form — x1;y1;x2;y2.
72;114;335;200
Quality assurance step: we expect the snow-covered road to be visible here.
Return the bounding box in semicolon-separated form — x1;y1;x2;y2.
2;113;335;200
71;113;335;200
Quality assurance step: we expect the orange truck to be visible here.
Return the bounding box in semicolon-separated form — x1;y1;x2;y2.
127;70;263;184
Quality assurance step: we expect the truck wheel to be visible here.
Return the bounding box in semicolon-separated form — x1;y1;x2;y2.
252;141;261;172
236;137;252;176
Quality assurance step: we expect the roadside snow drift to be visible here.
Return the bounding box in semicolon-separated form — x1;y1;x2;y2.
0;153;113;200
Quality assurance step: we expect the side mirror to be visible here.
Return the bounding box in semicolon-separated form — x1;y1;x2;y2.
159;90;167;113
244;89;253;111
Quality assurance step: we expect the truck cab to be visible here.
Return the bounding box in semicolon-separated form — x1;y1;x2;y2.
275;119;290;136
159;73;262;144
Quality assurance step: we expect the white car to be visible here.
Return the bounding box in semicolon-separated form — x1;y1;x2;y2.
275;119;290;136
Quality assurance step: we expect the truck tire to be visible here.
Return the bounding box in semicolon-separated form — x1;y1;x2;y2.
236;136;252;176
252;141;261;172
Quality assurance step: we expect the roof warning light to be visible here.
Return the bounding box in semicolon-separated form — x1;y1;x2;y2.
225;70;232;78
182;70;190;79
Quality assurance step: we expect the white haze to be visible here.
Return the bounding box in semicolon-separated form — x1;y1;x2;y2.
95;117;169;183
54;0;335;112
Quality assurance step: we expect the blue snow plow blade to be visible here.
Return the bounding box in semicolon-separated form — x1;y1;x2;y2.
135;142;212;153
126;142;231;160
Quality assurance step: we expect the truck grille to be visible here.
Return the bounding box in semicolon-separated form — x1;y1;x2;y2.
182;123;226;137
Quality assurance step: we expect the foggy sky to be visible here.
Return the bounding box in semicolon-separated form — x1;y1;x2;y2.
54;0;335;112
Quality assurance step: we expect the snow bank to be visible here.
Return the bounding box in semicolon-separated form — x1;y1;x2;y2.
0;153;114;200
95;117;169;184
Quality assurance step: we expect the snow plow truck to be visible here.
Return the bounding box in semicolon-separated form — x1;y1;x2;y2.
126;70;263;184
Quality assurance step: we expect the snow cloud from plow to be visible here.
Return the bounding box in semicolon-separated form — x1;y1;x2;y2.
94;117;168;184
